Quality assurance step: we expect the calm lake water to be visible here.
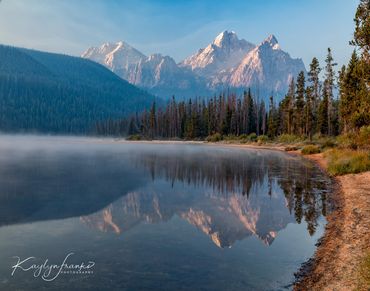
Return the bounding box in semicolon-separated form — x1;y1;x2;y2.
0;135;332;291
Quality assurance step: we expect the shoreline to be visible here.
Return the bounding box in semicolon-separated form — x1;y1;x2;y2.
124;139;369;290
293;154;370;290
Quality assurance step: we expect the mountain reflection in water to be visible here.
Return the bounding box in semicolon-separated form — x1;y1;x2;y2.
79;144;331;248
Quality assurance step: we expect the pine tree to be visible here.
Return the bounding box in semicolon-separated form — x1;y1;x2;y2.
282;78;295;134
295;71;306;135
305;86;314;140
128;116;139;135
318;79;329;135
307;57;321;133
267;95;280;137
349;0;370;129
149;101;157;138
323;48;337;135
351;0;370;64
260;101;267;135
339;52;361;133
246;89;256;134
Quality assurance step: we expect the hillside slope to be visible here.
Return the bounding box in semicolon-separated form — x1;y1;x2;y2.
0;45;155;133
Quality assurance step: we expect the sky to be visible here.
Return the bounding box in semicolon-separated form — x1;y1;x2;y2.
0;0;359;68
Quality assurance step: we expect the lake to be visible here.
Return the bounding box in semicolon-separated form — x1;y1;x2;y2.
0;135;332;290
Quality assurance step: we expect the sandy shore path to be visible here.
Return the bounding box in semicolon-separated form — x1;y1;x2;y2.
294;154;370;291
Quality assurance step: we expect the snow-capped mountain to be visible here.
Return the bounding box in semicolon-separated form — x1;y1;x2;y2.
82;32;306;100
81;41;146;80
180;30;255;77
228;35;306;93
82;43;210;98
128;53;209;98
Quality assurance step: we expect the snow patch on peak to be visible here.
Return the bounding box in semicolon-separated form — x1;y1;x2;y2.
261;34;279;48
180;30;255;75
81;40;146;81
213;30;239;47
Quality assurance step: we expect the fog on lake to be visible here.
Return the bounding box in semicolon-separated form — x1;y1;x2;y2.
0;135;332;291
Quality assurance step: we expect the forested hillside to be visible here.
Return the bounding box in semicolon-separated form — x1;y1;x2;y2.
0;45;155;133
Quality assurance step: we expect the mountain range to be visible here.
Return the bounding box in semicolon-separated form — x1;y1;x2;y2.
82;31;306;100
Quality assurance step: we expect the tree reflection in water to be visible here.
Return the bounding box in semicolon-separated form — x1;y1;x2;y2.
121;146;332;239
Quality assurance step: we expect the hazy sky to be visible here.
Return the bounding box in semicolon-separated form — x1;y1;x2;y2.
0;0;358;68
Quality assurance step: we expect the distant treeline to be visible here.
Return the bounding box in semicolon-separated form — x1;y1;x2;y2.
96;50;369;140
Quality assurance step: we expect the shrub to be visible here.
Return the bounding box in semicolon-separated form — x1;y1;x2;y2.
257;135;269;144
301;145;321;155
248;133;258;142
206;133;223;142
285;146;298;151
127;134;142;141
358;251;370;290
321;138;337;149
337;133;357;149
325;149;370;175
223;134;238;141
277;134;303;143
238;134;249;140
336;126;370;149
312;133;323;141
357;125;370;147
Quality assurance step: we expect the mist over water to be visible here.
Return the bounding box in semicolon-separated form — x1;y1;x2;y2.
0;135;332;290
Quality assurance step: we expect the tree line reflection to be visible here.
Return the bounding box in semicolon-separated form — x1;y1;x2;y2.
131;147;332;235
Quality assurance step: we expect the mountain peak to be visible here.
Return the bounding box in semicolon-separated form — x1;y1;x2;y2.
81;40;146;80
99;41;125;50
213;30;239;47
261;34;280;49
180;30;255;75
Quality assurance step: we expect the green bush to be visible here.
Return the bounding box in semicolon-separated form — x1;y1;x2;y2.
301;145;321;155
127;134;142;141
336;126;370;149
321;138;337;149
257;135;269;144
248;133;258;142
358;251;370;290
358;125;370;147
223;134;238;141
206;133;223;142
336;133;357;149
312;133;323;141
277;134;303;143
284;146;298;151
238;134;249;140
326;149;370;175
